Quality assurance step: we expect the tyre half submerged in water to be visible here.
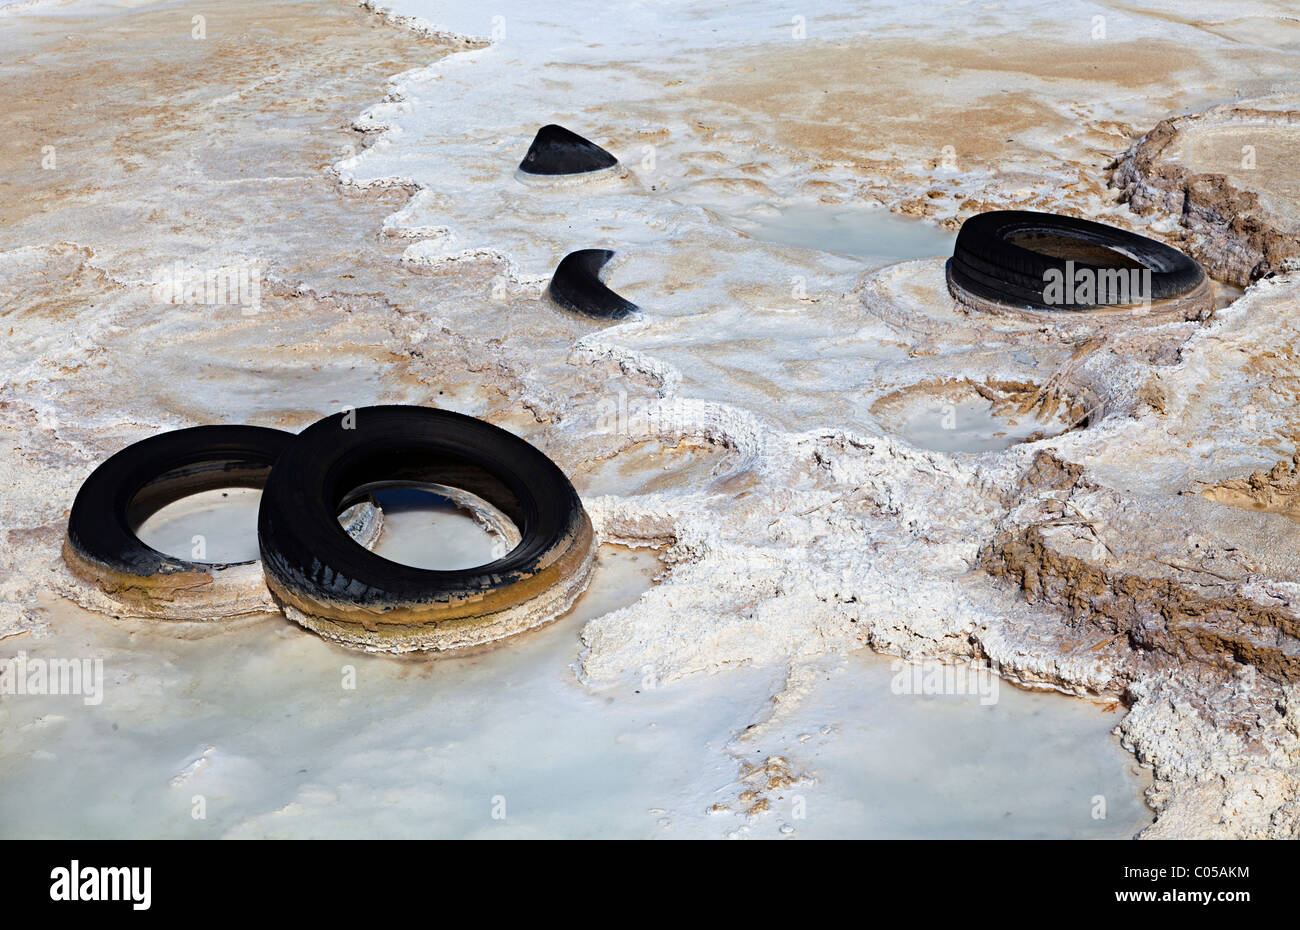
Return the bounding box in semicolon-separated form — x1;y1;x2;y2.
257;405;596;653
547;249;639;320
63;425;293;617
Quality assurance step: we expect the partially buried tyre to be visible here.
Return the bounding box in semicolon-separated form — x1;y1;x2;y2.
946;210;1212;319
257;405;596;653
517;124;618;177
547;249;639;320
63;425;295;618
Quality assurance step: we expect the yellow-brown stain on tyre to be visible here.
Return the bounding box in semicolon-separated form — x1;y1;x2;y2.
257;405;597;652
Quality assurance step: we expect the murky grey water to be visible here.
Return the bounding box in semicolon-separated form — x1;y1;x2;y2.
136;486;510;571
0;541;1151;838
725;204;956;261
0;0;1177;839
890;396;1071;454
363;487;508;571
136;488;262;564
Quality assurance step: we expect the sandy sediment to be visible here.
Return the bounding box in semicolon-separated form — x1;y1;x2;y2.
6;0;1300;838
589;268;1300;835
0;0;469;635
970;268;1300;836
1202;455;1300;520
689;25;1300;232
1110;102;1300;285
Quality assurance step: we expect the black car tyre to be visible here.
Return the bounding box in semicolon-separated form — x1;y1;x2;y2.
64;425;292;618
257;405;595;653
547;249;638;320
946;210;1211;318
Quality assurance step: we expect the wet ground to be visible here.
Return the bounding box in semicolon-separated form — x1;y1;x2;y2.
5;0;1300;837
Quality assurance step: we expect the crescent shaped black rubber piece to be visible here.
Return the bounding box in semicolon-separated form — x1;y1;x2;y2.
946;210;1206;311
64;425;292;589
257;405;595;651
518;124;618;176
548;249;638;320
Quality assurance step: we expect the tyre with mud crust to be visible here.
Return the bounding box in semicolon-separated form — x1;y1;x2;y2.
946;210;1210;315
63;425;293;612
257;405;595;653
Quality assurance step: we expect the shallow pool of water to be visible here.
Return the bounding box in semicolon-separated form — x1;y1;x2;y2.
893;395;1065;454
875;383;1075;455
135;487;262;564
1;545;1150;838
724;203;956;262
134;483;518;571
363;486;511;571
750;653;1153;838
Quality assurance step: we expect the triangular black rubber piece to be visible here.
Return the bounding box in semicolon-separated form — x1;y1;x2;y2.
548;250;638;320
519;124;618;176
